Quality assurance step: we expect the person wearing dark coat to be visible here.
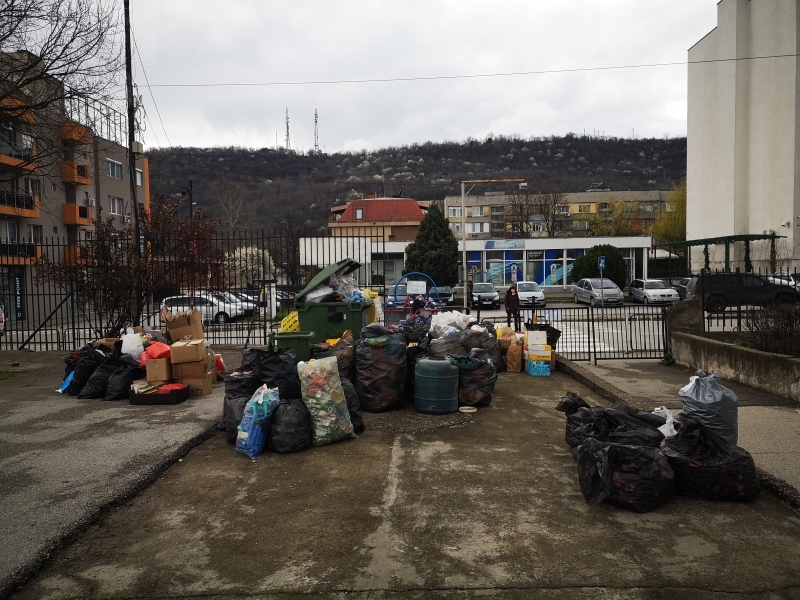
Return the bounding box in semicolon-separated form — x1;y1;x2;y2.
505;285;521;332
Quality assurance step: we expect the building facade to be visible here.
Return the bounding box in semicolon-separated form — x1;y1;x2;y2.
687;0;799;271
443;189;669;240
0;53;149;324
328;196;427;241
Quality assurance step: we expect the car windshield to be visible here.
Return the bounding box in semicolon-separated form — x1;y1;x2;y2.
390;285;407;297
473;283;495;293
220;292;241;303
645;281;666;290
430;287;451;295
517;282;540;292
590;279;619;289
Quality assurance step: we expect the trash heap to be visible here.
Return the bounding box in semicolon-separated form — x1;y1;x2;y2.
556;370;760;513
58;306;225;405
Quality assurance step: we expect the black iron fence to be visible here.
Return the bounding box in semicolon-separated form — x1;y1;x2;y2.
0;227;396;351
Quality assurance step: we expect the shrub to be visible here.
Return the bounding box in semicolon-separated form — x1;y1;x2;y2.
744;305;800;357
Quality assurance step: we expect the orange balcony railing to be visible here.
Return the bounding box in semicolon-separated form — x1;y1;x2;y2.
0;241;41;266
0;98;35;124
61;161;92;186
62;203;93;226
59;121;92;145
0;192;39;218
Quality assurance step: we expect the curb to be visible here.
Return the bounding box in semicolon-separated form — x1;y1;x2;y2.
556;355;800;514
0;423;218;600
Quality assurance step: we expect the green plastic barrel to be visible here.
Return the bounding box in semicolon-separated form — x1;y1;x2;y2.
415;356;459;414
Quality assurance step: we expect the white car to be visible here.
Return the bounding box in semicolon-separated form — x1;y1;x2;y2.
629;279;680;304
515;281;546;308
161;292;244;324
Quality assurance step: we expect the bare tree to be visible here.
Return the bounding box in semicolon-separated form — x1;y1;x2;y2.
207;180;255;235
533;187;565;237
507;190;537;237
1;0;121;203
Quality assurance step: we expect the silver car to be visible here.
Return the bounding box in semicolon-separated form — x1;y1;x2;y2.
161;292;244;324
515;281;546;308
573;278;624;306
629;279;680;304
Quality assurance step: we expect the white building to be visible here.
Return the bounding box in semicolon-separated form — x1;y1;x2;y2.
687;0;799;271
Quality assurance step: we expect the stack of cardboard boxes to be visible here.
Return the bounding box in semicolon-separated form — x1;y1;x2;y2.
525;330;552;377
153;307;216;396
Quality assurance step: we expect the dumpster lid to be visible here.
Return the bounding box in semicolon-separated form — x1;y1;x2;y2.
294;258;361;302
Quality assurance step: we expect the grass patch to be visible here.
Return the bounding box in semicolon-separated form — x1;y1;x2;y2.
0;371;17;382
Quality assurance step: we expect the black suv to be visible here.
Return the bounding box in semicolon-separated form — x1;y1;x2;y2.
697;272;800;313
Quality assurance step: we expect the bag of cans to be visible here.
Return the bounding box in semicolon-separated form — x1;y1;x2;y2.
297;356;354;446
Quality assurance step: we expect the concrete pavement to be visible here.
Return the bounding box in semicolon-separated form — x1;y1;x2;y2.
4;361;800;599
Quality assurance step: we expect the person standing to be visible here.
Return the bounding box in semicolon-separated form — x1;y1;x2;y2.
505;284;521;332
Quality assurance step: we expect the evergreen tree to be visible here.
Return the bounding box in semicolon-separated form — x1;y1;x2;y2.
403;204;458;286
571;244;628;289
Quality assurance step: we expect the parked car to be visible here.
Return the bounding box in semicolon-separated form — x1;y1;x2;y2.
383;284;408;309
629;279;680;304
674;276;699;301
427;286;455;306
223;290;257;318
573;278;624;306
470;282;500;309
161;292;244;324
515;281;546;308
697;272;800;313
767;272;800;289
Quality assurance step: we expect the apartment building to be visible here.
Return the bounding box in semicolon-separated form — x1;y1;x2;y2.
443;189;669;239
328;196;429;241
0;52;149;322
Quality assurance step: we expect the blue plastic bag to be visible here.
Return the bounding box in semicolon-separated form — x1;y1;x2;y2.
235;385;280;459
57;371;74;394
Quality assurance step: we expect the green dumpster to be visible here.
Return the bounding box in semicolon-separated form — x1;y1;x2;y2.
293;258;374;344
274;332;315;361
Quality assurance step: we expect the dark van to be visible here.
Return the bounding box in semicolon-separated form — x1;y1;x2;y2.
697;272;800;313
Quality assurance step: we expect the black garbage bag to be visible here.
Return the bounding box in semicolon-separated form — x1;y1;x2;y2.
361;323;394;339
480;321;505;373
679;370;738;446
455;356;497;407
242;347;301;400
311;339;355;382
105;355;145;400
269;398;313;453
428;331;469;358
555;393;665;449
405;344;428;403
219;369;261;437
78;354;127;399
661;416;760;501
68;345;110;396
224;394;251;444
573;438;675;513
64;350;79;381
355;334;407;412
340;378;364;433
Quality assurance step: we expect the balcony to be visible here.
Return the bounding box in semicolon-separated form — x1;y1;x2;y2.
0;241;41;266
59;121;92;145
64;245;86;266
0;98;35;124
61;161;92;186
62;203;93;226
0;192;40;218
0;141;36;171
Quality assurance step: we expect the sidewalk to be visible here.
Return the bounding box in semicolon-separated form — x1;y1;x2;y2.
566;358;800;498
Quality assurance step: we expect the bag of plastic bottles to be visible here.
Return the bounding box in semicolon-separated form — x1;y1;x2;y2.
235;385;280;459
298;356;354;446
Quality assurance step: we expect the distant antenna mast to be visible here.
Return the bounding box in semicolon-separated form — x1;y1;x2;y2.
285;108;291;150
314;109;319;154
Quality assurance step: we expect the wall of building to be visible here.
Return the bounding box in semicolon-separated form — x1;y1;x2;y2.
688;0;799;270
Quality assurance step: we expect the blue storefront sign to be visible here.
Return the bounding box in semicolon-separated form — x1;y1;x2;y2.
485;239;525;250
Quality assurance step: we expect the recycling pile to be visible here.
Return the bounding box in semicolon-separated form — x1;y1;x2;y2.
556;371;760;513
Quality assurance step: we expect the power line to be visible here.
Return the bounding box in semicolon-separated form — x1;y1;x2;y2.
141;53;800;89
130;24;174;150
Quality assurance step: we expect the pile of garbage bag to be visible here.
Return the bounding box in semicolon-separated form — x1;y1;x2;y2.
355;327;407;412
557;371;760;512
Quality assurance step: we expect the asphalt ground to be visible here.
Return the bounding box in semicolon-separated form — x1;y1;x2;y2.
3;355;800;599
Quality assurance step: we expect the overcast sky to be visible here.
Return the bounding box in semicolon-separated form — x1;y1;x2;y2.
129;1;720;153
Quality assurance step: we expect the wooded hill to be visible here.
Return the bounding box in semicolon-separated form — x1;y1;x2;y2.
146;133;686;231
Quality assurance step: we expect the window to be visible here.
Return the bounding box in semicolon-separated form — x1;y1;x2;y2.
448;206;463;218
598;202;610;211
577;220;589;231
106;159;122;179
27;224;42;243
135;168;143;187
355;208;363;220
468;222;489;233
109;196;122;215
531;219;547;232
578;204;591;213
452;223;461;233
0;220;18;242
76;164;88;178
490;204;505;214
24;178;39;196
556;205;570;215
470;206;485;217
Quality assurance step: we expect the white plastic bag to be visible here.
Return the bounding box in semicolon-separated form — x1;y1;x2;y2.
653;406;677;438
121;332;144;361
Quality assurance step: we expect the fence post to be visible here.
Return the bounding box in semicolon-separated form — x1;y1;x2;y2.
590;304;597;365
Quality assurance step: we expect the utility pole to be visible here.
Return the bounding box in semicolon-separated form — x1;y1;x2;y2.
314;109;319;154
285;108;291;150
124;0;142;325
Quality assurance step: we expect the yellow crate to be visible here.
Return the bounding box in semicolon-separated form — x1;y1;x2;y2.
280;310;300;333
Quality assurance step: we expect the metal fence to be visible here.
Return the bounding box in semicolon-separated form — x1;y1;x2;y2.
0;227;394;351
472;304;669;363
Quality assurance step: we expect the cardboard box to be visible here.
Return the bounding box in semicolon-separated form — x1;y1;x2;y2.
526;359;551;377
526;351;551;363
129;385;190;405
161;306;204;342
172;358;209;380
526;331;547;347
171;339;206;364
528;344;551;354
92;337;120;348
182;371;214;396
146;358;172;383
